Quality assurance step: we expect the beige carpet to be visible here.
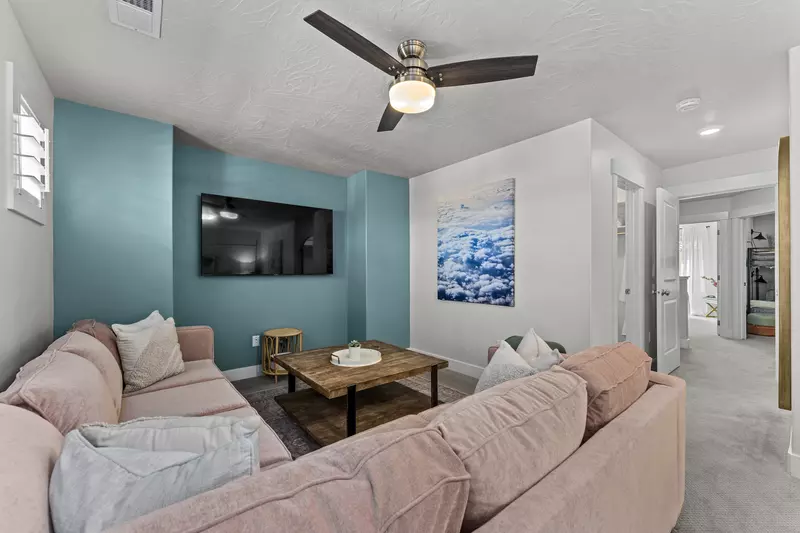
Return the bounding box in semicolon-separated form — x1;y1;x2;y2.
673;317;800;532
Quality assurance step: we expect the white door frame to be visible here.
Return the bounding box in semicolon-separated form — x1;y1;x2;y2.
612;174;645;349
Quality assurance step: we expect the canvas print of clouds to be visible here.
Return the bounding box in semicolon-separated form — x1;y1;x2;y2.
437;178;515;306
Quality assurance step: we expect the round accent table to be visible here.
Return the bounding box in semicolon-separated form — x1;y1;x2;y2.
262;328;303;383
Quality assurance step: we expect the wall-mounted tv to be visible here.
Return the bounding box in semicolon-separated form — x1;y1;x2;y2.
200;193;333;276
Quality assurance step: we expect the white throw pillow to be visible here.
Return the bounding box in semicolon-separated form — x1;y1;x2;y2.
50;415;261;533
475;341;538;393
516;327;556;365
112;311;185;392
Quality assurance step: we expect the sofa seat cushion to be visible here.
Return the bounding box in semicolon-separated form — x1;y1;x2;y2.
107;427;470;533
48;331;123;414
120;379;247;421
560;342;652;439
427;366;587;532
222;407;292;470
123;360;224;398
0;404;64;533
0;351;119;434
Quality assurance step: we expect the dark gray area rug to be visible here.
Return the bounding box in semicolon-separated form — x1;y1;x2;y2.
672;318;800;533
243;375;467;458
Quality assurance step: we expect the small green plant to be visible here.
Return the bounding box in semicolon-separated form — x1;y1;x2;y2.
348;340;361;348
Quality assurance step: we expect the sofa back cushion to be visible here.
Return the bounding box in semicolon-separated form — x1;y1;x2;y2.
561;342;652;439
107;427;470;533
0;404;64;533
427;366;587;532
48;331;123;414
70;319;122;369
0;351;118;434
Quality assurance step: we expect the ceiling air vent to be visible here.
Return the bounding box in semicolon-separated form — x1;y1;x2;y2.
108;0;163;39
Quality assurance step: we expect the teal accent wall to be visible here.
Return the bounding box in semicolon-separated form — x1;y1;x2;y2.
173;144;348;371
365;172;410;347
346;171;410;347
346;171;368;341
53;100;174;334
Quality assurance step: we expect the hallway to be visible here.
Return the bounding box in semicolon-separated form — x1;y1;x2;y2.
673;318;799;532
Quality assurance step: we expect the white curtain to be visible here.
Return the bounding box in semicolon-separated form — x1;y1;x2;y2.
680;223;718;316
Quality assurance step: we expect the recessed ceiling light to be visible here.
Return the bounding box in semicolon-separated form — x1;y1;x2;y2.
698;125;723;137
676;97;701;113
219;210;239;220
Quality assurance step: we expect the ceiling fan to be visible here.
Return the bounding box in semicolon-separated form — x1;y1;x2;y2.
303;10;539;132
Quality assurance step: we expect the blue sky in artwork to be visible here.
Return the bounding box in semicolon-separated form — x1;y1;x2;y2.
437;178;515;306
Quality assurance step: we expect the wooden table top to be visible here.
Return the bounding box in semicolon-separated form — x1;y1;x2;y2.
273;340;448;399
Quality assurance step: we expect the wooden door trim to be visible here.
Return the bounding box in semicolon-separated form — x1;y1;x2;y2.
778;136;791;411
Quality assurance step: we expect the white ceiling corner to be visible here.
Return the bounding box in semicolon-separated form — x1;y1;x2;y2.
9;0;800;178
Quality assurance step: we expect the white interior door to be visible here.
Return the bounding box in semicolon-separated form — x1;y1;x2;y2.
717;218;748;339
657;187;681;374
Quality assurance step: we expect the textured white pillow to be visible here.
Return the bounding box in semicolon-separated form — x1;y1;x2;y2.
112;312;185;392
475;341;538;393
516;327;555;365
50;416;261;533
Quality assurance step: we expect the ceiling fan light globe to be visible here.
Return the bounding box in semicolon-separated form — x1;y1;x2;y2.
389;76;436;114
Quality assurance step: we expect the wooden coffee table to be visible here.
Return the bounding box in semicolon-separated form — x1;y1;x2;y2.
273;340;447;446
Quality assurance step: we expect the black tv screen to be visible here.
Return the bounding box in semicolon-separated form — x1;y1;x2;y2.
200;193;333;276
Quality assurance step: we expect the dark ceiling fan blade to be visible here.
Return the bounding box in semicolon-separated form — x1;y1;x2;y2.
304;10;403;76
377;104;404;132
427;55;538;87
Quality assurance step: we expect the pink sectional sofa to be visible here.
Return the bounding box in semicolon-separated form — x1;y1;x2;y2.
0;328;686;533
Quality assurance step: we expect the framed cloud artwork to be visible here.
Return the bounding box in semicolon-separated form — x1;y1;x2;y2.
437;178;515;306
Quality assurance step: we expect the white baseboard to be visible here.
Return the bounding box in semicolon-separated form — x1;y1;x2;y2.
408;347;485;379
223;365;261;382
788;430;800;479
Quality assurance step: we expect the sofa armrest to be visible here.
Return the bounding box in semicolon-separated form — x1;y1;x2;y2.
649;371;686;390
176;326;214;362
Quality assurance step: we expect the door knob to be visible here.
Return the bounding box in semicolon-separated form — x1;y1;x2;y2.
660;289;671;296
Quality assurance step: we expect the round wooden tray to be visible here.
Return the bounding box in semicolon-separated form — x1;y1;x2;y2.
330;348;382;367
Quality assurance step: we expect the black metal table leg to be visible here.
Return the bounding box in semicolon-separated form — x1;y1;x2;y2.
288;373;295;393
346;385;357;436
431;365;439;407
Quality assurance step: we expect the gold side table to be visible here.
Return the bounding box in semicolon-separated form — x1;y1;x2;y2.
262;328;303;383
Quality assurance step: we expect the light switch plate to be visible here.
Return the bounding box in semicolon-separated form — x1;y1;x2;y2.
251;335;260;348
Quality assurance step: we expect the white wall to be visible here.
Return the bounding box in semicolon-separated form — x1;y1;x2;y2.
409;120;593;377
752;213;776;245
662;147;778;187
0;0;54;388
788;45;800;478
590;121;662;348
662;148;777;200
679;187;776;224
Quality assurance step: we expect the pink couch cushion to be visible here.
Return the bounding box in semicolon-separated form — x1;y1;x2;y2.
122;360;224;397
222;406;292;470
0;404;64;533
119;378;248;421
560;342;652;439
48;331;123;414
427;366;587;532
0;351;118;434
70;319;121;368
108;427;470;533
175;326;214;362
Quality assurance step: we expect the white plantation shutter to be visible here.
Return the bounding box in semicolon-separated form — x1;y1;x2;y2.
3;61;49;225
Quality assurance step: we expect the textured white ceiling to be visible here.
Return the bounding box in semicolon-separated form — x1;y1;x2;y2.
9;0;800;177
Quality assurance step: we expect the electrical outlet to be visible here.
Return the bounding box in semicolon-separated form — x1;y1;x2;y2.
251;335;260;348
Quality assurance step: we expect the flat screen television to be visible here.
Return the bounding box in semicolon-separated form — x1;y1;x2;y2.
200;193;333;276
